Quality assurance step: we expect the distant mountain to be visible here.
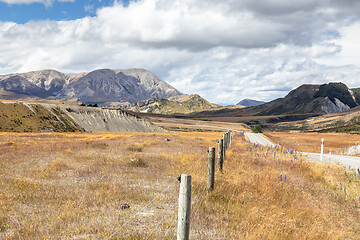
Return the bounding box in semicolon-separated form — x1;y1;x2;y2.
0;68;183;106
237;99;266;107
250;82;360;115
190;83;360;122
125;94;224;114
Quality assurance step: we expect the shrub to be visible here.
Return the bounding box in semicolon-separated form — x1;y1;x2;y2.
252;124;263;133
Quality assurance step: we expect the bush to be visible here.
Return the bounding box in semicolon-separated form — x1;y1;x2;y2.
252;125;263;133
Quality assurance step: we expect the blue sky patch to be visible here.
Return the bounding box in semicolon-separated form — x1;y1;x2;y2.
0;0;130;24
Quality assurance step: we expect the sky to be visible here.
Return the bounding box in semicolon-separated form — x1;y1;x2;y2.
1;0;360;105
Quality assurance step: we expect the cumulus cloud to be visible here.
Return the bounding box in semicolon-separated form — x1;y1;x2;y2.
1;0;360;104
316;22;360;66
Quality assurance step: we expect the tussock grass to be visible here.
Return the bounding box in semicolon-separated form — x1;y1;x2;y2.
0;132;221;239
0;132;359;239
129;157;146;167
194;136;360;239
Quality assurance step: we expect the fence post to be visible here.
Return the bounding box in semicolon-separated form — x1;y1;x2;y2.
222;134;226;159
177;174;191;240
229;130;232;147
218;139;224;172
225;132;228;148
227;132;230;149
207;147;215;193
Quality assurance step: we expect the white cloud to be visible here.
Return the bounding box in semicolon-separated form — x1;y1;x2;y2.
316;22;360;67
1;0;360;104
84;4;95;13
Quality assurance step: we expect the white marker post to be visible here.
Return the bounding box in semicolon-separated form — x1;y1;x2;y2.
320;138;324;161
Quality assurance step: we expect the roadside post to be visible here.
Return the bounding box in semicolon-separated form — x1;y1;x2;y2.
321;138;324;161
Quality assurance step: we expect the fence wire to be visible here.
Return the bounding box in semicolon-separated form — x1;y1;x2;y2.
106;133;234;239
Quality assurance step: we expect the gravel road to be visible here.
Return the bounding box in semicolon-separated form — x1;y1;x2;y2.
246;132;277;147
306;153;360;170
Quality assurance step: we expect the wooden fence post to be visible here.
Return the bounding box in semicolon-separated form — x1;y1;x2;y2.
218;139;224;172
226;132;229;148
227;132;230;149
177;174;191;240
222;134;226;159
229;130;232;147
228;131;230;147
207;147;215;193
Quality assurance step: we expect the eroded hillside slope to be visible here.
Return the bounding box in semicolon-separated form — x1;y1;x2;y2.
0;101;165;133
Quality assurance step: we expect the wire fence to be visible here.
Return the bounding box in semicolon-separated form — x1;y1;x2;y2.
105;131;233;239
106;129;360;239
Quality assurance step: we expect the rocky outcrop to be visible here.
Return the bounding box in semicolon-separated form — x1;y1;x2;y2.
321;97;351;114
58;105;165;132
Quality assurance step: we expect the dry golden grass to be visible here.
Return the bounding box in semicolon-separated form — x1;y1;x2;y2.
0;132;221;239
307;116;341;124
0;131;359;239
264;132;360;154
203;136;360;239
150;117;249;132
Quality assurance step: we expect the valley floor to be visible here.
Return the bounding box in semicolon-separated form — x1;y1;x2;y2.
0;131;359;239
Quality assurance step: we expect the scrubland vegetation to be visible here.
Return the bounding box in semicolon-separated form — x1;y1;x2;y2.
0;132;359;239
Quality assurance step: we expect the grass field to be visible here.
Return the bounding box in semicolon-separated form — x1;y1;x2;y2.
1;132;360;239
149;117;249;132
264;132;360;154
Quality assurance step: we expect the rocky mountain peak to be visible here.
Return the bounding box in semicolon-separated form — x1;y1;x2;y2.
0;68;183;106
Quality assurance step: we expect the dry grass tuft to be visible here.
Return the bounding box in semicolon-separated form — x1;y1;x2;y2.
129;157;147;167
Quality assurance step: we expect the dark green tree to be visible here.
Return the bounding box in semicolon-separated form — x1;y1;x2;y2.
252;125;263;133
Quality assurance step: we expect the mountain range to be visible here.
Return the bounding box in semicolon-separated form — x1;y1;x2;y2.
190;83;360;123
0;68;183;106
1;68;360;122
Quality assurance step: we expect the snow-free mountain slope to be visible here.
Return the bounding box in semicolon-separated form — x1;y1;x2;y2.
0;68;183;105
237;99;266;107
